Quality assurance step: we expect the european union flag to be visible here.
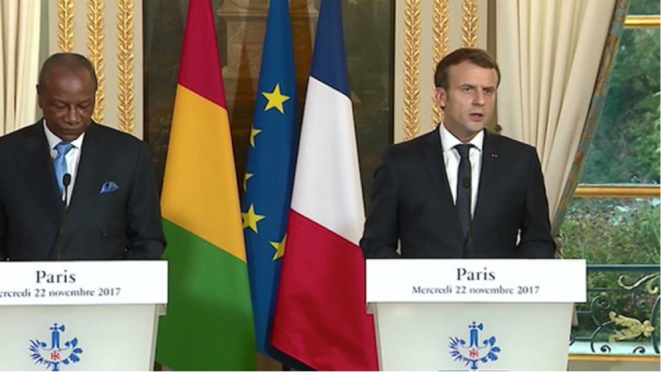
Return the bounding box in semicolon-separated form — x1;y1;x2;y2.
241;0;298;359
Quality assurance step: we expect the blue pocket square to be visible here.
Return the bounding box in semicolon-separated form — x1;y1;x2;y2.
100;181;119;194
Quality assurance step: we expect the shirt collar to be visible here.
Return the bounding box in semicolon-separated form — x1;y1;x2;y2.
43;119;85;151
439;123;484;153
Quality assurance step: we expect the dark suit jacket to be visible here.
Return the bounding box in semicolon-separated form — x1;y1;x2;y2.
0;121;166;260
360;128;555;259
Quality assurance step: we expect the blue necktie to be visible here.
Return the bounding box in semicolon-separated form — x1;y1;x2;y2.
455;144;473;240
53;142;74;198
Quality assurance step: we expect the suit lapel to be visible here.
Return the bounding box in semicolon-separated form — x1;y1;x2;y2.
423;132;465;242
473;130;500;236
17;123;63;229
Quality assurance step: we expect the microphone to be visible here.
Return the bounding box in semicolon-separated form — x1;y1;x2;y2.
56;173;72;260
63;173;72;208
462;176;474;257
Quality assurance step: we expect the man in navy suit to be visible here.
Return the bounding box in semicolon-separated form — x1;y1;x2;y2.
0;53;165;260
360;48;555;259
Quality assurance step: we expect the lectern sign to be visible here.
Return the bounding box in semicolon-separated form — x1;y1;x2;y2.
366;259;586;303
0;261;167;305
0;261;167;371
29;323;83;371
365;259;586;371
449;322;500;371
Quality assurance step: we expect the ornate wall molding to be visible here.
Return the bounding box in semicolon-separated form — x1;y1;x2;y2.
87;0;105;123
58;0;75;52
432;0;450;129
462;0;479;48
117;0;135;134
403;0;421;141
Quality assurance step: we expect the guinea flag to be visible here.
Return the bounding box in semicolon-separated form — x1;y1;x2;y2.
155;0;256;370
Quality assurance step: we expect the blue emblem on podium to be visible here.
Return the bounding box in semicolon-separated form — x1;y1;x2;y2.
449;321;500;371
29;323;83;371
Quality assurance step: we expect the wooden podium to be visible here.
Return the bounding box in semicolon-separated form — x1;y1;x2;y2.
366;259;586;371
0;261;167;371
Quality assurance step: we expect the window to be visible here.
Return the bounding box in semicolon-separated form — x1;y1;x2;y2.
563;0;660;357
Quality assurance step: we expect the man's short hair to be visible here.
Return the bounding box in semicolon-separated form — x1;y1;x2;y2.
38;53;98;91
434;48;501;89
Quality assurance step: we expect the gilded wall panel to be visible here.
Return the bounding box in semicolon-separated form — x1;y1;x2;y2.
394;0;489;143
48;0;144;138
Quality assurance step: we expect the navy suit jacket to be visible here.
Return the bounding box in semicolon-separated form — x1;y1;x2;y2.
360;128;555;259
0;121;166;260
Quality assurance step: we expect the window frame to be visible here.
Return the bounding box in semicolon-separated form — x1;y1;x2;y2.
574;14;660;199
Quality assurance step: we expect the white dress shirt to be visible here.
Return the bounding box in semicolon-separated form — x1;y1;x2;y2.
438;123;483;216
43;121;85;205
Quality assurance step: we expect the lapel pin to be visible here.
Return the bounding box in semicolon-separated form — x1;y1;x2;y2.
491;153;498;159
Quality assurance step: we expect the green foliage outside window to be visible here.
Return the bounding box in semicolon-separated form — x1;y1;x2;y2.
563;1;660;349
580;28;660;185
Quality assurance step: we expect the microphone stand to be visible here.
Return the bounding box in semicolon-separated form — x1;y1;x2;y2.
56;173;72;261
463;177;474;257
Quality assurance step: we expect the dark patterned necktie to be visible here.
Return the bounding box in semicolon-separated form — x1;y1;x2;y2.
455;144;473;239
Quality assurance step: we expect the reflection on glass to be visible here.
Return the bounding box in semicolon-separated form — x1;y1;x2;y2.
564;197;660;356
628;0;661;16
561;198;660;264
580;28;660;185
570;262;659;356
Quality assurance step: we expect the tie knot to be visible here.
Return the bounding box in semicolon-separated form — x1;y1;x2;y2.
455;144;472;159
55;142;74;156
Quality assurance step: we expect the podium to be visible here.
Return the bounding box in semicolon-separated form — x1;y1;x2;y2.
366;259;586;371
0;261;167;371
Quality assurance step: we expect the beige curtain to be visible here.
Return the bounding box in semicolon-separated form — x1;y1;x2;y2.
495;0;617;221
0;0;41;135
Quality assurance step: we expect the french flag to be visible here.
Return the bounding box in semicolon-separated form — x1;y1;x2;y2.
270;0;379;370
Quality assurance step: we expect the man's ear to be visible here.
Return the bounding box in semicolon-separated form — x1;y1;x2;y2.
36;84;43;109
434;87;447;110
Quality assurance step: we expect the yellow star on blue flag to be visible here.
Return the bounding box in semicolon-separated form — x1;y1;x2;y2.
240;0;299;361
262;84;290;114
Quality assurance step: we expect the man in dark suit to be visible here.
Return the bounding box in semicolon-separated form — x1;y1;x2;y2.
360;48;555;259
0;53;165;260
